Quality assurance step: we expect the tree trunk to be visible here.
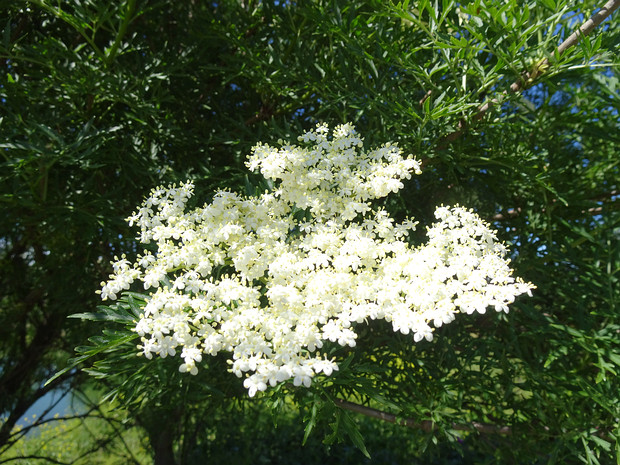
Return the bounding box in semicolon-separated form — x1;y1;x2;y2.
153;426;177;465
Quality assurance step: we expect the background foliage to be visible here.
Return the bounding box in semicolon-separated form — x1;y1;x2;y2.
1;0;618;464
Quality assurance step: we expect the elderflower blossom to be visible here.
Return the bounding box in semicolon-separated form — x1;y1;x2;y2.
99;123;534;397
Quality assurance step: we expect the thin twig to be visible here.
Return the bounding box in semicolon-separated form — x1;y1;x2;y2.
418;90;432;106
6;408;100;442
491;191;619;221
336;399;615;443
0;456;69;465
106;0;138;66
335;399;512;435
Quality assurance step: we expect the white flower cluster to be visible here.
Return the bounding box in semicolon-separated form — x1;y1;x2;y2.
99;123;534;397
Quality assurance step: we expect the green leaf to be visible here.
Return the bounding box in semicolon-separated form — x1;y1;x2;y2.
303;400;319;445
539;0;556;10
46;333;137;386
591;435;612;452
313;62;326;78
341;411;370;458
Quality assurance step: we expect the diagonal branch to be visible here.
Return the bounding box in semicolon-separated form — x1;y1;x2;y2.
0;456;69;465
335;399;512;435
436;0;620;150
512;0;620;93
336;397;614;443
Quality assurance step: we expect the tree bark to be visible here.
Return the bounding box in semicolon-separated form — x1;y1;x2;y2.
152;426;178;465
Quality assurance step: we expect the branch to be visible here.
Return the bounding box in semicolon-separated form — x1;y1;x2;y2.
0;456;69;465
335;399;512;435
519;0;620;90
336;398;616;443
491;191;619;221
106;0;138;66
492;208;522;222
436;0;620;150
0;370;76;452
75;386;145;465
5;407;100;445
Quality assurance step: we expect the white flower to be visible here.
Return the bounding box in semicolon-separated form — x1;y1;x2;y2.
100;123;535;396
